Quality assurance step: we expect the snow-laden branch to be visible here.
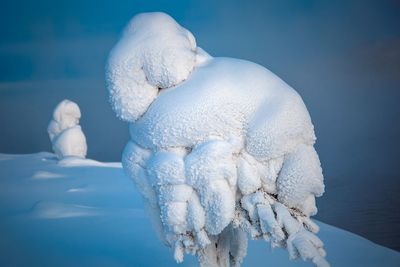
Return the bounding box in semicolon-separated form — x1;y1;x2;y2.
106;12;329;267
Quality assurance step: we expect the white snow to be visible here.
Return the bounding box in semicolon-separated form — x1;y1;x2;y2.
32;170;65;180
277;144;324;216
106;12;198;122
31;202;102;219
106;12;327;266
48;99;87;159
0;153;399;267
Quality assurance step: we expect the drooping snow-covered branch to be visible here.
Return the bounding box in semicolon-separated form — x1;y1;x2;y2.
106;12;329;267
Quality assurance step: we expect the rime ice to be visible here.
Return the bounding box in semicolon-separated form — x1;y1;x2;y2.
106;12;328;267
48;100;87;160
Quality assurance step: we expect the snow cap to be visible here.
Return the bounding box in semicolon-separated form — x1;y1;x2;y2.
106;12;198;122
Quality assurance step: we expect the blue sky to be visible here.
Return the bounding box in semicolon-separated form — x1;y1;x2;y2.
0;0;399;250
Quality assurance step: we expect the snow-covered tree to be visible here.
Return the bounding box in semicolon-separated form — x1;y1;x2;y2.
106;12;329;267
48;99;87;159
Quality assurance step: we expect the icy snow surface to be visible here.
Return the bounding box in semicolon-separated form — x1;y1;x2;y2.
106;12;327;266
48;100;87;159
0;153;399;266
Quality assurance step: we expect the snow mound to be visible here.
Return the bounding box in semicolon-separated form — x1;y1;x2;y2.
48;100;87;159
107;12;327;267
58;157;121;168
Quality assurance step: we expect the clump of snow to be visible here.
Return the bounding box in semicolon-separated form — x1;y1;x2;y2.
277;144;325;216
106;12;328;267
106;12;198;122
48;100;87;159
185;140;237;235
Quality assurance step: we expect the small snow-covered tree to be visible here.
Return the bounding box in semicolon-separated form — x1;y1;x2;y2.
48;99;87;159
106;12;329;267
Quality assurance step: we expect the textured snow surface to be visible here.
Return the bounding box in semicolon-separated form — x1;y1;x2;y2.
48;100;87;159
106;12;198;121
106;12;329;267
1;153;400;267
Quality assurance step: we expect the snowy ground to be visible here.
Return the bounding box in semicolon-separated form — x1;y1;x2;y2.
0;153;399;267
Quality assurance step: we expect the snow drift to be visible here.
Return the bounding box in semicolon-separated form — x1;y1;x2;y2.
48;100;87;159
1;153;400;267
106;12;327;267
